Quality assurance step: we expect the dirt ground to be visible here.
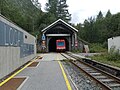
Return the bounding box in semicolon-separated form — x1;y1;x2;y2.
28;62;39;67
0;78;26;90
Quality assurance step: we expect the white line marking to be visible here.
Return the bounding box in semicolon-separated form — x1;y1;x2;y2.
17;76;29;90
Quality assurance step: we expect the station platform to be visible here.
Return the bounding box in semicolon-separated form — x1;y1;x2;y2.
13;53;74;90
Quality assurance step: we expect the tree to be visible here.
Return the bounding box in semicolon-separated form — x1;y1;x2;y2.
46;0;58;16
31;0;41;10
1;0;43;35
45;0;71;22
97;11;103;20
57;0;71;22
106;10;112;18
81;17;99;43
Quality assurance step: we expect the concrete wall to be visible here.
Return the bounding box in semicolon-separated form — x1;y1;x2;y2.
0;47;35;79
108;36;120;52
0;15;36;79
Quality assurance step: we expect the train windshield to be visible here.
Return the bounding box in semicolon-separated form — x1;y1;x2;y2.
57;42;64;46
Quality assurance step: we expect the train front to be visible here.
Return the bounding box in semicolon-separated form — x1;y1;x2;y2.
56;39;66;52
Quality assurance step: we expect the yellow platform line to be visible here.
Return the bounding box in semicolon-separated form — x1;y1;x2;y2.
0;57;38;86
58;60;72;90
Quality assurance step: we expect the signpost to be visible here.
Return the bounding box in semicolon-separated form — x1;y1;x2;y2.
42;34;46;51
42;34;45;41
75;41;78;47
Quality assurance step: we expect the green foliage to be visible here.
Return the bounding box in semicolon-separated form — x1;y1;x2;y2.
57;0;71;21
90;47;120;67
105;10;112;18
97;11;103;20
92;50;120;61
0;0;43;36
90;53;120;68
31;0;41;9
107;47;120;61
80;17;101;43
45;0;71;22
76;10;120;44
89;43;107;53
0;0;71;43
71;49;82;53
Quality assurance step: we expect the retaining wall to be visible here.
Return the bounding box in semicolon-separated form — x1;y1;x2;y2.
0;15;36;79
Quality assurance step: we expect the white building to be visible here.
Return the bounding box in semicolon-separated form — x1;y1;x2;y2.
108;36;120;52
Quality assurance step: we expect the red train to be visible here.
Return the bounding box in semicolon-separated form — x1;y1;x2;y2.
56;39;66;52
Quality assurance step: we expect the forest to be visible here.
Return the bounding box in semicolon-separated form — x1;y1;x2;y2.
0;0;120;46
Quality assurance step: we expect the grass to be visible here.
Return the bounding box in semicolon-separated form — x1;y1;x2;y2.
89;53;120;68
71;49;82;53
89;44;120;68
89;43;107;53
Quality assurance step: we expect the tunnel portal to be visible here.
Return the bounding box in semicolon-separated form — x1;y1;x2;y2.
49;37;69;52
41;19;78;52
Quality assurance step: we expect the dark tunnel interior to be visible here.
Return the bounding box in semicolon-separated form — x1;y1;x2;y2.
49;37;69;52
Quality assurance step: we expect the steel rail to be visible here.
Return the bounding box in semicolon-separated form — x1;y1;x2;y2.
67;53;120;83
61;53;120;90
70;61;111;90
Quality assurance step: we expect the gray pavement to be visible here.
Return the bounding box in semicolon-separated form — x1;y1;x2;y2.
16;53;69;90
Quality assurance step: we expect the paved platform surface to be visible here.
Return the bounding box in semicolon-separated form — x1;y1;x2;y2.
16;53;73;90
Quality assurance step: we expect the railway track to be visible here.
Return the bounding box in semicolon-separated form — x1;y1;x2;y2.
61;53;120;90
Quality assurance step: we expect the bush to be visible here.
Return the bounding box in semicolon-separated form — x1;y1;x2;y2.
107;47;120;61
89;43;107;53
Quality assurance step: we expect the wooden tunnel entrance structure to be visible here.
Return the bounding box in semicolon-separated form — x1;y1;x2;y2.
41;19;78;52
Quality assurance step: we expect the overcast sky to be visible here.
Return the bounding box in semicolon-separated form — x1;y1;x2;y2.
38;0;120;24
